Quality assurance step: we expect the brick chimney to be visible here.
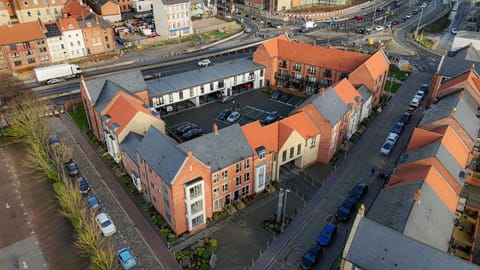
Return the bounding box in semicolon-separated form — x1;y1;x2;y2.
213;122;218;135
187;150;192;157
413;189;422;201
320;87;325;96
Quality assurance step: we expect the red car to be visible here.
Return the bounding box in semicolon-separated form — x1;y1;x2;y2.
354;15;363;20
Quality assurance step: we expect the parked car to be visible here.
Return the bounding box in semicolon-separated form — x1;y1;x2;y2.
405;13;413;19
226;111;241;123
300;244;322;269
197;59;211;67
95;213;117;236
270;90;282;100
182;128;204;140
409;98;420;108
399;112;411;124
217;109;231;121
375;25;385;31
350;183;368;202
88;195;100;211
317;223;337;246
46;78;66;85
77;176;91;194
117;247;137;270
420;83;429;93
414;90;425;100
379;141;394;155
385;22;392;28
386;132;399;145
279;92;293;102
176;122;197;134
353;15;364;20
335;196;357;222
218;95;232;103
48;135;61;146
65;161;80;177
407;105;417;115
263;111;280;125
391;122;404;135
451;28;458;35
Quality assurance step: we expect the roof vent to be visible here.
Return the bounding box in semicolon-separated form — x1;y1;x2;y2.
459;171;467;178
111;122;120;132
103;114;111;123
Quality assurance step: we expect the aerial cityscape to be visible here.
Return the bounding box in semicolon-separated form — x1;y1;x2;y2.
1;0;480;269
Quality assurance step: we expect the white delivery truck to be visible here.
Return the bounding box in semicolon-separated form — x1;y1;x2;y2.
34;63;82;84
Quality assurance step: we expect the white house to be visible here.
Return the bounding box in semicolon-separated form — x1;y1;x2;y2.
152;0;193;38
132;0;153;12
59;18;86;59
43;22;69;63
146;58;265;112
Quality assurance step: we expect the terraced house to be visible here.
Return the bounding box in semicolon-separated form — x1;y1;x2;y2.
253;35;389;105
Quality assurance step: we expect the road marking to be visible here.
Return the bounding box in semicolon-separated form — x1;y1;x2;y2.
6;202;10;208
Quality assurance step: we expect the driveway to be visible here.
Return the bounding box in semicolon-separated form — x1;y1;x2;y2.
0;140;87;270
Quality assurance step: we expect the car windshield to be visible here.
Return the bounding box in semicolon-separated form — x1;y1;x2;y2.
303;252;315;263
101;220;112;227
120;251;133;261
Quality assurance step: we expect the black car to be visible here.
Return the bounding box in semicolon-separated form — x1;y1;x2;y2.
176;123;197;134
350;183;368;202
399;112;411;124
65;162;80;177
335;196;357;222
270;90;281;100
217;109;231;121
77;176;90;194
182;128;204;140
48;135;61;146
279;93;293;102
391;122;404;135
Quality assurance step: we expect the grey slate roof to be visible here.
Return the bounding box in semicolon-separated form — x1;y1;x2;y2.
345;217;479;270
84;70;146;109
146;58;264;96
356;84;371;101
419;90;460;126
137;126;187;184
297;86;349;125
455;90;480;140
368;180;455;251
120;132;143;163
178;124;253;172
441;45;480;77
162;0;190;5
400;142;465;187
77;17;110;29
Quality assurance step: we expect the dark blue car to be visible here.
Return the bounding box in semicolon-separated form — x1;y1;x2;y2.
270;90;281;100
77;176;90;194
335;196;357;222
217;109;231;121
350;183;368;202
65;162;80;177
300;244;322;269
318;223;337;246
399;112;411;124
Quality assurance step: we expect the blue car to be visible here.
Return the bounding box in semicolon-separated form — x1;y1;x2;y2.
88;195;100;210
263;111;280;125
317;223;337;246
335;196;357;222
117;248;137;270
300;244;322;269
65;162;80;177
420;83;429;93
350;183;368;202
270;90;281;100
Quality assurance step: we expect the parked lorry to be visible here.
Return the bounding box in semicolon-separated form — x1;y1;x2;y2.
34;63;82;84
303;21;318;29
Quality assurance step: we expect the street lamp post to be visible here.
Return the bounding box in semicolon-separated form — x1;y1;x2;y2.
415;7;424;38
281;189;291;232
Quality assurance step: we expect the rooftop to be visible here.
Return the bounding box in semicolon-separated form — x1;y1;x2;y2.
146;58;263;96
297;85;350;125
0;21;45;44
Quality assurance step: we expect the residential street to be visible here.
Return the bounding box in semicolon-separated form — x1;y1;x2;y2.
252;71;434;269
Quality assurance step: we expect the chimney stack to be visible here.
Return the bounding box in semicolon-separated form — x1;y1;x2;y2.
213;122;218;135
320;87;325;96
187;150;193;157
413;189;422;201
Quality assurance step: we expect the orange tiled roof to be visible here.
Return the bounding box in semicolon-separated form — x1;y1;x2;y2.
279;111;319;139
406;128;443;151
294;103;330;129
103;91;152;136
390;164;458;213
357;49;390;80
332;78;361;105
241;121;279;155
278;121;294;149
59;17;80;31
62;0;92;19
262;36;370;72
0;21;44;44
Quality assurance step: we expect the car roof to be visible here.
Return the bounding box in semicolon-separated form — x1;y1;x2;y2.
119;248;133;260
96;213;108;220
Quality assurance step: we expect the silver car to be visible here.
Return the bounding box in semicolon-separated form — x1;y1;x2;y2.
95;213;116;236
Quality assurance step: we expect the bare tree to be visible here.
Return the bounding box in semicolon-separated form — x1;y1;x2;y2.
0;71;28;106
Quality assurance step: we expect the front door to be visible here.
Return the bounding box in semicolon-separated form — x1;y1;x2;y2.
225;194;231;205
234;190;239;200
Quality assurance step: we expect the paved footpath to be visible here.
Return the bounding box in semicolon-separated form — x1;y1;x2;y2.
48;115;182;270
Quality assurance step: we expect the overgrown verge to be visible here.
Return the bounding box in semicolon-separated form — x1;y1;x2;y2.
1;73;117;269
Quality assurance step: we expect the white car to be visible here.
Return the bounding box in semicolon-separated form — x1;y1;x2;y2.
46;78;66;84
226;111;240;123
197;59;211;67
375;25;385;31
414;90;425;100
379;141;394;156
386;132;399;145
95;213;116;236
451;28;458;35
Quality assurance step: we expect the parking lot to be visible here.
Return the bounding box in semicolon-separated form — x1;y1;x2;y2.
163;89;305;138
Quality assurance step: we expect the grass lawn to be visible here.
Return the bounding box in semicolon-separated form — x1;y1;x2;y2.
385;80;401;93
388;70;409;81
68;105;89;130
